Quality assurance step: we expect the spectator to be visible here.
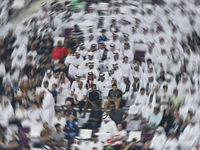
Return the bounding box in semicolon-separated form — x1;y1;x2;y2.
70;74;81;96
51;123;65;148
150;127;167;150
99;115;117;135
71;136;87;150
52;111;66;130
159;108;173;133
141;141;151;150
168;110;182;134
171;89;182;109
109;104;128;124
50;83;58;104
64;114;78;139
55;60;68;76
64;101;77;118
104;139;115;150
112;124;127;149
73;81;87;116
141;105;162;132
51;40;68;61
159;85;171;112
163;130;179;150
88;135;103;150
98;29;107;42
37;52;51;76
5;130;20;150
104;83;122;112
82;102;102;129
82;84;101;118
124;138;141;150
12;104;27;126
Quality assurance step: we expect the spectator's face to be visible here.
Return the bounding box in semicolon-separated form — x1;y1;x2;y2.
74;26;78;31
99;44;105;49
92;85;97;92
57;41;62;48
140;89;145;95
75;77;80;82
153;108;158;114
89;56;93;60
88;75;93;80
100;77;104;82
52;84;56;90
89;64;94;69
69;114;75;122
76;54;80;59
163;87;168;92
47;73;52;78
59;63;64;68
57;112;62;119
78;82;83;88
114;55;118;60
112;85;117;92
7;85;11;91
117;124;122;131
56;125;61;131
124;57;128;63
42;53;46;59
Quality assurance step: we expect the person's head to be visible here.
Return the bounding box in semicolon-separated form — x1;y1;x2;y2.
75;75;81;82
92;135;98;143
113;64;118;70
99;74;105;82
153;106;159;114
69;114;75;122
89;34;94;41
124;42;129;49
65;101;72;109
78;81;83;89
31;101;38;110
43;80;49;89
19;104;25;110
88;53;94;60
123;56;128;63
113;53;119;60
164;108;171;116
75;52;80;59
6;84;12;91
56;111;62;119
58;60;65;68
101;29;106;35
53;70;59;78
103;115;111;124
88;62;94;69
99;42;105;49
113;34;118;40
123;76;129;83
117;124;123;131
131;138;137;147
91;84;97;92
148;76;154;82
41;52;47;59
112;83;117;92
57;40;62;48
92;147;98;150
140;88;145;95
55;123;61;132
173;89;178;96
19;69;25;76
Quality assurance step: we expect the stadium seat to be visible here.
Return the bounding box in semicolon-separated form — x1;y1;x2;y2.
79;129;92;139
30;126;43;138
127;131;142;142
96;132;112;143
12;0;25;9
98;3;109;11
56;96;66;106
78;118;88;128
64;28;73;39
7;124;19;134
134;51;146;62
53;37;65;46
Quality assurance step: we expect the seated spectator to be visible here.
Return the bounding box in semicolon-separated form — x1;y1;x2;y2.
50;83;58;104
71;136;87;150
6;130;20;150
82;102;102;129
164;130;179;150
171;89;182;109
52;111;66;130
55;60;68;76
141;141;151;150
109;104;128;125
104;139;115;150
112;124;127;149
85;72;98;90
168;110;182;134
37;52;51;76
141;105;162;132
51;123;65;149
17;69;28;87
150;126;167;150
104;83;122;112
64;101;77;118
36;122;52;148
82;84;101;118
67;47;74;56
159;108;173;133
57;72;71;98
124;138;141;150
51;40;68;61
73;81;87;116
12;104;27;126
88;135;103;150
70;75;81;96
99;115;117;135
98;29;107;42
179;118;200;150
159;85;171;112
64;114;78;139
27;44;37;60
0;96;14;127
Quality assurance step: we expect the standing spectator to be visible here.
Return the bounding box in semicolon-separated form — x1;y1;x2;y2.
104;83;122;112
51;123;65;149
88;135;103;150
82;102;102;129
64;114;78;139
82;84;101;118
51;40;68;61
73;81;87;116
50;83;58;104
109;104;128;124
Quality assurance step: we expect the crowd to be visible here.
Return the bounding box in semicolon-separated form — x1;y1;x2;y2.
1;0;200;149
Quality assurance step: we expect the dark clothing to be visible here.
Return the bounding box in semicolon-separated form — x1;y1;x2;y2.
87;90;101;102
101;48;109;61
157;76;165;84
108;89;122;99
73;101;85;114
159;112;173;133
71;29;84;41
64;120;78;133
128;146;142;150
89;108;102;123
110;109;125;124
132;82;140;92
55;67;68;77
50;90;58;104
64;108;77;117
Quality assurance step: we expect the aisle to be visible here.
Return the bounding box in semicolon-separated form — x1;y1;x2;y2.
11;0;53;27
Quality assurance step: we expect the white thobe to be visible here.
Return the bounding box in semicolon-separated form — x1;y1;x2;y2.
164;138;179;150
88;142;103;150
68;57;84;77
130;94;148;114
0;103;14;127
150;133;167;150
97;80;108;100
57;82;71;98
99;120;117;135
71;142;88;150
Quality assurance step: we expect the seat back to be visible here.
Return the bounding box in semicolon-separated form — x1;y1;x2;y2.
127;131;142;142
57;96;66;106
30;126;43;138
53;37;65;46
79;129;92;139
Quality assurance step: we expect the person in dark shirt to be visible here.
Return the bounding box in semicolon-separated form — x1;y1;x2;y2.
50;83;58;104
109;104;128;124
55;60;68;76
64;114;78;139
82;102;102;129
4;29;17;55
124;138;141;150
104;83;122;112
82;84;101;118
64;101;77;118
37;52;51;76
